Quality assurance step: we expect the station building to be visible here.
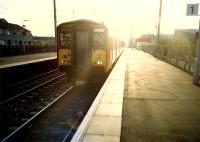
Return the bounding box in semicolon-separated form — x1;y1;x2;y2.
0;18;33;46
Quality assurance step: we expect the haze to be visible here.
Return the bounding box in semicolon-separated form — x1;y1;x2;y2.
1;0;199;41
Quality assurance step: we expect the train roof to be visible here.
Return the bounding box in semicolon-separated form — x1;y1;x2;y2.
57;19;106;28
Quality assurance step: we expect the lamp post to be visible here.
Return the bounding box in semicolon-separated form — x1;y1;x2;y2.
21;20;29;27
21;19;29;54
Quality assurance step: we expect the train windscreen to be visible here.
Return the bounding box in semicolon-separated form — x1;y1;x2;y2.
59;31;72;49
93;28;105;48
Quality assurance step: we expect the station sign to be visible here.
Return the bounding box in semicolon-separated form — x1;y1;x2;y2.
186;3;199;16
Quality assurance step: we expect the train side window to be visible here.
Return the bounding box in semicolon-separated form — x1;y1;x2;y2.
93;32;105;48
60;32;72;48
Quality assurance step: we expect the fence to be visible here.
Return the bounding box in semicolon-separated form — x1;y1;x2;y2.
0;45;56;57
140;44;200;76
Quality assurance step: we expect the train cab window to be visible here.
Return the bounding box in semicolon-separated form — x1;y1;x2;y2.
93;29;105;48
60;32;72;48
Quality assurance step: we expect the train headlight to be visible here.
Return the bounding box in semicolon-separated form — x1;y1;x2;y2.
97;61;103;65
61;60;64;63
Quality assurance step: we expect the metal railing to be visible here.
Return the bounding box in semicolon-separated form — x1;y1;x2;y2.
140;44;200;79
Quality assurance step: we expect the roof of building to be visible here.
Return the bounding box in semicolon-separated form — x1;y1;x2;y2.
0;18;30;32
136;37;151;42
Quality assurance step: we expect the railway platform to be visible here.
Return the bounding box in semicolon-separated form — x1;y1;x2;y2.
71;48;200;142
0;52;57;69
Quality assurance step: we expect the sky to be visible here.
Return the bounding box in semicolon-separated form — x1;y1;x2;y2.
0;0;199;41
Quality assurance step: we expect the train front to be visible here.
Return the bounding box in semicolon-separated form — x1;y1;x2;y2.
57;20;108;81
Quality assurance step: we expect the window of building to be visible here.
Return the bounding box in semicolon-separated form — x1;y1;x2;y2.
13;31;17;36
13;40;17;45
18;32;22;37
7;31;11;36
0;29;4;35
7;40;11;45
0;40;5;45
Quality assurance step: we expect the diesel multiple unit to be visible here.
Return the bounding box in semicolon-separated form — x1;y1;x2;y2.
57;19;124;80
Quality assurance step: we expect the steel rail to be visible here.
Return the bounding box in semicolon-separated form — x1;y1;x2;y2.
0;69;58;91
1;86;73;142
62;114;83;142
0;72;66;105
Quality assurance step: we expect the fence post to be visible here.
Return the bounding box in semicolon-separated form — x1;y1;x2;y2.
168;46;171;62
187;45;192;72
176;46;179;66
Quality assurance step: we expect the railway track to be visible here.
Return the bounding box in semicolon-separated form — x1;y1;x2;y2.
0;70;73;141
8;83;101;142
0;69;62;104
1;82;102;142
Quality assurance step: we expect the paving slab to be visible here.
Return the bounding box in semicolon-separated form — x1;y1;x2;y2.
121;48;200;142
86;115;121;136
82;135;120;142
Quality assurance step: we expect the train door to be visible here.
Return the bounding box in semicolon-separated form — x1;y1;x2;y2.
75;31;89;70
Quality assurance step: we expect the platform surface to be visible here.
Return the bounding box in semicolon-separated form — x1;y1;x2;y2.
71;48;200;142
0;52;57;69
71;48;126;142
121;48;200;142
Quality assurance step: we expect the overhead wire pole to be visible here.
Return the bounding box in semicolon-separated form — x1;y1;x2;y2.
73;9;75;20
156;0;162;55
193;17;200;84
53;0;57;51
130;25;133;48
197;17;200;82
21;19;29;54
186;3;200;85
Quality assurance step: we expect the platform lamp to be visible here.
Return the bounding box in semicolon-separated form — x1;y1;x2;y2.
21;19;29;27
21;19;29;54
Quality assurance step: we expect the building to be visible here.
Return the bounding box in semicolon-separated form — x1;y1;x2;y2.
0;18;33;46
136;34;157;48
160;34;174;40
175;29;198;40
32;36;55;47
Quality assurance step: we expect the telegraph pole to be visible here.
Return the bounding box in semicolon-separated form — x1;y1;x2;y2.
73;9;75;20
186;3;200;84
130;25;133;48
53;0;57;51
193;18;200;84
157;0;162;55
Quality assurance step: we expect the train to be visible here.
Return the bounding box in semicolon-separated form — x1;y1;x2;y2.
57;19;124;81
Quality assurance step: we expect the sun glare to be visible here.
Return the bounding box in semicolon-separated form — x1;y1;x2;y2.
1;0;199;39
